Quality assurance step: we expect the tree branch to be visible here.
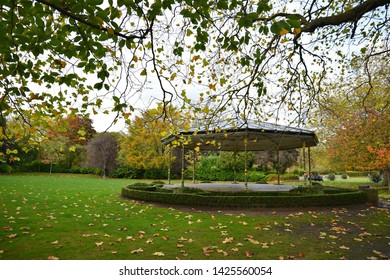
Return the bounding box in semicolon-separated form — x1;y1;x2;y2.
35;0;150;40
301;0;390;33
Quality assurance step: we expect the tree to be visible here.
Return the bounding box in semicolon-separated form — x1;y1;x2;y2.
46;115;96;168
40;135;69;174
1;0;388;129
87;133;118;178
119;104;188;170
254;149;300;174
315;58;389;188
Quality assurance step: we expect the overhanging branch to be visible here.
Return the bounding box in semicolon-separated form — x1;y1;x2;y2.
35;0;150;40
301;0;390;33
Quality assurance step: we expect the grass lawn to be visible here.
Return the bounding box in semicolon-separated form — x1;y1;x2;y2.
0;173;389;260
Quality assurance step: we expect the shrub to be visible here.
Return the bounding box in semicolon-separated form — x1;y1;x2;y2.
289;186;323;194
248;171;267;182
177;187;207;194
282;174;299;181
110;166;144;179
266;173;279;182
341;173;348;179
150;181;166;186
327;173;336;181
346;171;370;177
144;168;167;179
121;186;368;208
369;172;382;183
0;163;13;174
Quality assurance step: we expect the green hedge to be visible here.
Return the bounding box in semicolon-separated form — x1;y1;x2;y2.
121;185;367;208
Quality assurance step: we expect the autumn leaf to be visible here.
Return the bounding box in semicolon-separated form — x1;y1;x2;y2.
48;256;59;260
223;237;234;244
245;251;253;258
339;245;350;250
152;252;165;257
131;248;144;254
279;28;289;35
217;249;229;257
146;238;153;244
95;241;104;247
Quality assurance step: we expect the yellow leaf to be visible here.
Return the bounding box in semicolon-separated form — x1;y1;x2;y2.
152;252;165;257
293;28;301;35
69;146;76;152
209;83;216;91
107;27;115;35
170;73;177;81
279;28;289;36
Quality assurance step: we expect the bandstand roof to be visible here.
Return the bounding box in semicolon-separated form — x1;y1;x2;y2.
161;120;318;151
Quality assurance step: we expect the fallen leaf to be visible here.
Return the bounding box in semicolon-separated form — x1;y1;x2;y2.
95;241;104;247
339;245;350;250
3;226;12;231
47;256;59;260
245;251;253;258
223;237;234;244
217;249;229;257
152;252;165;257
131;248;144;254
146;238;153;244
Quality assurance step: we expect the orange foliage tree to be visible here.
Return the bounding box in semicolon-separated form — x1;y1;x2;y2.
317;61;389;188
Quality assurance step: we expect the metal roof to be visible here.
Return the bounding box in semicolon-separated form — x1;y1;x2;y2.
162;120;318;151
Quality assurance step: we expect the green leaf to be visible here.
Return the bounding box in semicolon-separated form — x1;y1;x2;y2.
140;69;147;76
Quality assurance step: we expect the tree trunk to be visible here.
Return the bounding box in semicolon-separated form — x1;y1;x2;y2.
383;168;390;190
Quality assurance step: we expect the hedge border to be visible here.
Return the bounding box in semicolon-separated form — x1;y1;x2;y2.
121;186;368;208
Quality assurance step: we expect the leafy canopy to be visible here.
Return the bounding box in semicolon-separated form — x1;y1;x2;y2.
1;0;389;129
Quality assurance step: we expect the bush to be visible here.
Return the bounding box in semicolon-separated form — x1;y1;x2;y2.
144;168;167;179
289;186;323;194
121;186;368;208
369;172;382;183
0;163;13;174
248;171;267;182
177;187;207;194
346;171;370;177
110;166;144;179
282;174;300;181
327;173;336;181
266;173;279;182
341;173;348;179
